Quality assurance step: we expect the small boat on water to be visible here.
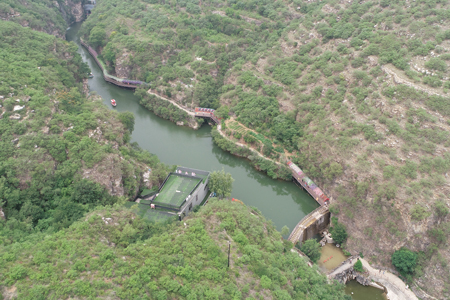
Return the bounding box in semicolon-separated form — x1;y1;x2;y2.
88;72;94;78
111;99;117;107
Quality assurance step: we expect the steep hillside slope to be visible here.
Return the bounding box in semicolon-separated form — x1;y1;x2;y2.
0;200;350;300
0;21;170;244
80;0;450;297
0;0;85;38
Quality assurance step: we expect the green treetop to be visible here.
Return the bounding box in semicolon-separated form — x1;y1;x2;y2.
209;169;234;199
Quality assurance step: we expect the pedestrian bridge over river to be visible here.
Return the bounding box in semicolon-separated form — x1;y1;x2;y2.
194;108;220;124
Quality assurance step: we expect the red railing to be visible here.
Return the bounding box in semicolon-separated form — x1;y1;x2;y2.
288;161;330;206
194;107;221;124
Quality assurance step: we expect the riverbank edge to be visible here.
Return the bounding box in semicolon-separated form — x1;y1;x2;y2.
78;38;310;183
211;127;292;180
79;39;145;89
79;39;200;129
136;90;293;180
329;256;420;300
137;90;199;129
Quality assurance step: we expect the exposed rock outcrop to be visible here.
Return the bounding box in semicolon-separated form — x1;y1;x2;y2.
115;51;132;79
82;78;89;96
66;0;84;22
57;0;85;25
333;268;371;285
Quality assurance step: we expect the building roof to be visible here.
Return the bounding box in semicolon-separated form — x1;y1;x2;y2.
154;173;201;208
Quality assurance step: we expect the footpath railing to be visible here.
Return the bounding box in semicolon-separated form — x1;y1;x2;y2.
80;39;145;89
288;205;329;244
194;111;220;124
292;175;327;206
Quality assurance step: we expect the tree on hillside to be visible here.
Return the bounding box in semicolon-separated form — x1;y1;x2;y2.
392;248;417;276
89;26;106;48
214;105;229;119
330;217;348;244
300;239;321;263
435;200;449;218
281;225;290;236
209;169;234;199
118;111;135;133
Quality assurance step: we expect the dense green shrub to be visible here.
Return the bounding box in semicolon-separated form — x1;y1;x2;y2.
0;21;170;244
0;201;351;299
354;259;363;272
392;248;418;275
330;217;348;244
411;204;431;221
300;239;321;263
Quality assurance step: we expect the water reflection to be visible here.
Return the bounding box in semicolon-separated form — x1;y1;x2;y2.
345;280;387;300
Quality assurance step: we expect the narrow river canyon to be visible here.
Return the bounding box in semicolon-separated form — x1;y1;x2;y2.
66;22;318;232
67;22;386;300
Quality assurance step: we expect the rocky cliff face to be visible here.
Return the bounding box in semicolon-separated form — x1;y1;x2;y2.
57;0;85;26
115;51;132;79
64;0;85;23
334;268;372;286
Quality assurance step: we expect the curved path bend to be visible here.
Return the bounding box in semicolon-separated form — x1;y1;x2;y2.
328;257;418;300
359;258;418;300
147;90;195;116
288;206;329;244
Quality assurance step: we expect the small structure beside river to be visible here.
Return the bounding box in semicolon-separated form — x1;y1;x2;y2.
134;166;210;221
194;107;220;124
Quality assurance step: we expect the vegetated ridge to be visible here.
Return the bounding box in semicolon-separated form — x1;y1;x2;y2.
0;199;351;300
0;20;171;245
80;0;450;297
0;0;85;38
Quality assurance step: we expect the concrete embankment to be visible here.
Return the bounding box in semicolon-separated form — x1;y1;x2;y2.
359;258;418;300
328;256;418;300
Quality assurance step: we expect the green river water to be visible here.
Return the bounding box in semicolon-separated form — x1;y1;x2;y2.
66;22;386;300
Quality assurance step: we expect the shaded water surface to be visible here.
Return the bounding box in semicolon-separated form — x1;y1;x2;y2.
318;243;347;271
345;280;387;300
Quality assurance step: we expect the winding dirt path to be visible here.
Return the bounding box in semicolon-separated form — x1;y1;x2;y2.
382;65;445;97
147;90;195;116
216;125;283;166
144;91;283;168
